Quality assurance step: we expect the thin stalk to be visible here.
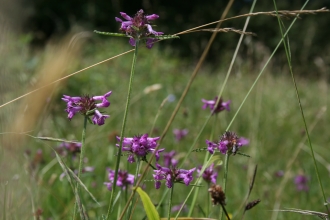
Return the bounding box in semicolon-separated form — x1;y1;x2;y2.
3;181;7;220
273;0;329;214
220;153;230;220
188;114;217;217
127;158;141;220
168;185;174;220
73;115;88;219
106;40;140;220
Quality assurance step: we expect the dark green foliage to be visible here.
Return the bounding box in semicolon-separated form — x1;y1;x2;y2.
24;0;330;76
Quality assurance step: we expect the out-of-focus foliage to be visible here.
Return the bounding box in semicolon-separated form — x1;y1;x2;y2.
22;0;330;76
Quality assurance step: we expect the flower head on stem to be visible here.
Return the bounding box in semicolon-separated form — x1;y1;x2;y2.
163;150;178;167
202;96;231;114
104;168;135;191
116;133;164;163
62;91;112;126
173;129;189;142
197;163;218;184
294;174;309;191
115;9;163;48
206;131;249;155
153;163;196;189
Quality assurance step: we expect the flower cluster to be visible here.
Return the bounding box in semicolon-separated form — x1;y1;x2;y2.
62;91;112;126
153;163;196;189
197;163;218;184
104;169;135;191
202;97;231;114
57;142;82;157
206;131;249;155
294;175;309;191
116;134;164;163
163;150;178;167
173;129;189;142
115;9;163;48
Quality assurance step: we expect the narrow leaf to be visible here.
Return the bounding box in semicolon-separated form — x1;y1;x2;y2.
135;187;160;220
30;135;80;144
94;30;128;37
160;218;218;220
54;151;87;220
67;167;100;205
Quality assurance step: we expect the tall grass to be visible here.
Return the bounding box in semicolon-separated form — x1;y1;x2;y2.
1;3;330;220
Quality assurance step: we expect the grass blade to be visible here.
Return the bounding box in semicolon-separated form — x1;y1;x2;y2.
135;187;160;220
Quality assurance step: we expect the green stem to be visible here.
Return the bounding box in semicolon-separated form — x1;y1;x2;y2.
73;116;88;219
273;0;329;214
220;153;230;220
106;40;140;220
127;158;141;219
168;185;174;220
188;115;217;217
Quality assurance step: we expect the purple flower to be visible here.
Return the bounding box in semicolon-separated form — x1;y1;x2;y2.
197;163;218;184
153;163;196;189
294;175;309;191
62;91;111;126
202;97;231;114
115;9;163;48
173;129;188;142
116;133;164;163
206;131;249;155
104;169;135;191
163;150;178;167
275;170;284;177
57;142;82;157
92;110;110;126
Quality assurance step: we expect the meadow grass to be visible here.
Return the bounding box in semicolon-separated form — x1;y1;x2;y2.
1;4;330;220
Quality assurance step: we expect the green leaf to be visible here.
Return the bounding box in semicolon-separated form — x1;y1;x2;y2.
30;135;80;144
135;187;160;220
206;154;223;167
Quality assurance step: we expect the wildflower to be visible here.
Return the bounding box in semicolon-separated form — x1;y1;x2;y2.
208;184;226;206
275;170;284;177
104;169;135;191
197;163;218;184
62;91;111;126
163;150;178;167
57;142;82;157
153;163;196;189
206;131;249;155
115;9;163;48
294;175;309;191
116;133;164;163
173;129;188;142
202;97;231;114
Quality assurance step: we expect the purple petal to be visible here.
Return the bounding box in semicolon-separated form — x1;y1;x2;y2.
120;12;132;21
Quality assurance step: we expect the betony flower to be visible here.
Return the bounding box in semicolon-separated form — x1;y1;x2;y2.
206;131;249;155
62;91;111;126
57;142;82;157
294;175;309;191
202;97;231;114
104;168;135;191
173;129;189;142
163;150;178;167
116;133;164;163
115;9;163;48
197;163;218;184
153;163;196;189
